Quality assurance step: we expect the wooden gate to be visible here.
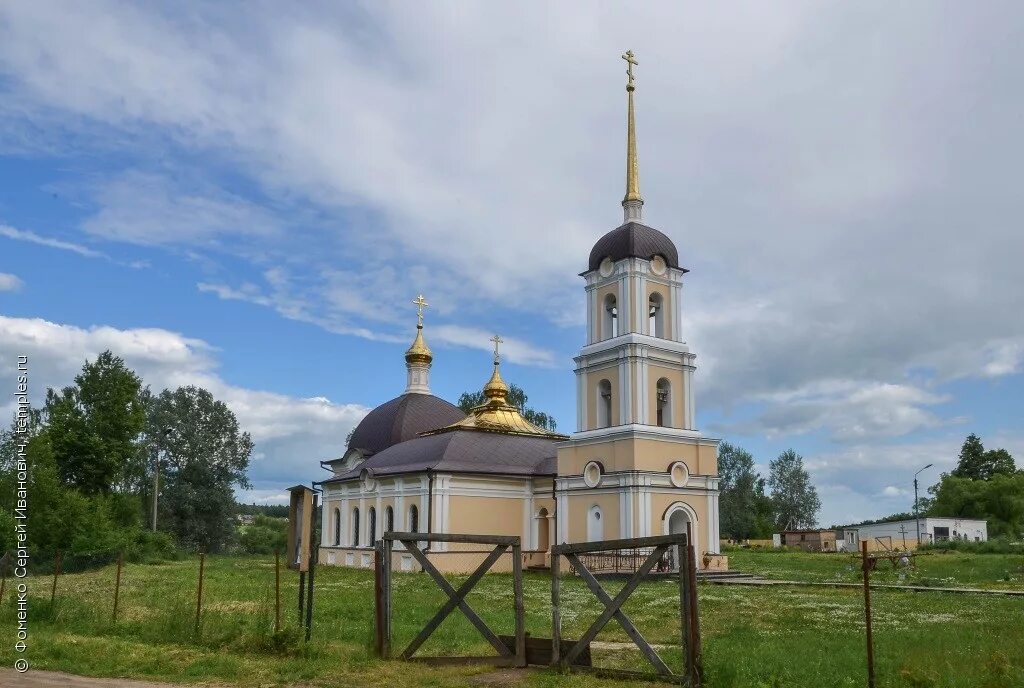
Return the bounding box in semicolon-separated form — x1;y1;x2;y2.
551;533;702;685
375;532;526;667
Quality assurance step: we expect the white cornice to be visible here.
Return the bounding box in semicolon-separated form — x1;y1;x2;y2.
579;333;691;358
560;424;720;447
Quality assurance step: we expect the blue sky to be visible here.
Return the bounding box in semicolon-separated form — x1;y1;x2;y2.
1;3;1021;527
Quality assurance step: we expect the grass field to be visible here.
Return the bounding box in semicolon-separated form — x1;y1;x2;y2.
1;552;1022;688
725;547;1024;589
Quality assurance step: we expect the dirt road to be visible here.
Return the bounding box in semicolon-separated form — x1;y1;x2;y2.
0;669;205;688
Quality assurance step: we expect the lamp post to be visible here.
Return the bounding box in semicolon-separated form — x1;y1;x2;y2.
914;463;933;546
152;427;174;532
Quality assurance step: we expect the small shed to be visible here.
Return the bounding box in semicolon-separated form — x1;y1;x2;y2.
779;529;838;552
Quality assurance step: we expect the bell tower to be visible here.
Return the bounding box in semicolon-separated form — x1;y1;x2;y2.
555;52;723;567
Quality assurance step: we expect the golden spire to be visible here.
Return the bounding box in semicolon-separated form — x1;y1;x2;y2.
622;50;644;222
482;334;508;400
404;294;432;365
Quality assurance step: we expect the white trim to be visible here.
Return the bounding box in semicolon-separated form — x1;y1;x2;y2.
556;490;569;544
580;332;692;358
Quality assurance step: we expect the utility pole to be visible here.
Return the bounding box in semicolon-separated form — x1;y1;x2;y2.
913;463;933;546
152;427;174;532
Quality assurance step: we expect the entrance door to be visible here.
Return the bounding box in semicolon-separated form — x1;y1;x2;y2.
668;509;691;572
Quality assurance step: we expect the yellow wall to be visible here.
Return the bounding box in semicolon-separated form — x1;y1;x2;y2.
564;492;620;542
447;495;524;537
558;437;718;476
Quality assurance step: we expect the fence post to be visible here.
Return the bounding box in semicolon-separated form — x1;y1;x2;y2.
304;542;317;642
274;550;281;633
374;542;384;656
381;537;392;659
861;540;875;688
512;540;526;667
50;550;63;604
687;543;703;687
297;570;306;624
550;550;561;667
194;551;206;635
112;551;124;622
678;538;692;684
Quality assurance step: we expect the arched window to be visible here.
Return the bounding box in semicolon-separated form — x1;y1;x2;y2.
587;505;604;542
351;508;360;547
333;507;341;546
656;378;672;427
385;505;394;534
368;506;377;545
536;507;550;552
409;504;419;533
648;292;664;338
603;294;618;339
597;379;612;428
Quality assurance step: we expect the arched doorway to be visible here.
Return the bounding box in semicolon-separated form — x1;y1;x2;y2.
664;503;698;571
536;508;550;552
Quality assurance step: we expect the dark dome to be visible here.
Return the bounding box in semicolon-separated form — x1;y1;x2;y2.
332;430;558;481
347;393;464;456
587;221;684;273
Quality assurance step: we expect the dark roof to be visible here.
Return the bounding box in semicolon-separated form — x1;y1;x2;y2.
347;393;464;456
587;221;685;273
327;429;559;482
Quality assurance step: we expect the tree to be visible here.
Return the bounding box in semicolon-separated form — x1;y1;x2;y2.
146;385;253;553
717;442;772;540
930;472;1024;537
46;351;145;495
951;434;1016;480
768;449;821;530
457;383;557;431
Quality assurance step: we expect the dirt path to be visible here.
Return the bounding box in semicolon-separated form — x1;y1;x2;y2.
0;669;220;688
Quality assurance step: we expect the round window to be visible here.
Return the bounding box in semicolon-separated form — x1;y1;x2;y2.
583;461;602;488
669;461;689;488
650;255;667;275
599;257;614;277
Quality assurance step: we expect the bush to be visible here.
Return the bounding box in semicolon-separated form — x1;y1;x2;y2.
918;536;1022;554
238;515;287;555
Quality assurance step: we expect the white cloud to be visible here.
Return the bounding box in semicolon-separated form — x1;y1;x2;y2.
0;273;24;292
1;3;1022;441
881;485;908;498
0;315;369;486
0;224;107;259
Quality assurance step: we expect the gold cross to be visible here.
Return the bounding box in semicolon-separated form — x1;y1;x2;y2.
412;294;428;327
622;50;638;90
489;334;504;362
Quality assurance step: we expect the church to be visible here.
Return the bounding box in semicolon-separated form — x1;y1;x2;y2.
316;52;725;574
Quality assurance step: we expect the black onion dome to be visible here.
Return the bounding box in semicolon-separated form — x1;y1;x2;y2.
347;393;464;456
587;221;685;273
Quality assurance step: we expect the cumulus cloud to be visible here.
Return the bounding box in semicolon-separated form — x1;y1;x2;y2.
1;2;1022;446
0;315;369;489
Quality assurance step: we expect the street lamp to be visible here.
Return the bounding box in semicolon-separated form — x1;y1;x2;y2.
152;427;174;532
914;463;934;546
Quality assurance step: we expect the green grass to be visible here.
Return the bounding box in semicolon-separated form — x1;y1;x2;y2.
725;547;1024;589
1;554;1022;687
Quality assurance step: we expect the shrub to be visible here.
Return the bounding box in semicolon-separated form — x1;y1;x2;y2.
918;536;1022;554
238;516;287;555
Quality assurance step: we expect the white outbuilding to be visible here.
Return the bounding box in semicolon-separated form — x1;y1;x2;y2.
838;517;988;551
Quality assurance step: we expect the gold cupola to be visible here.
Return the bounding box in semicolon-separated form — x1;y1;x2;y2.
404;295;433;394
424;335;567;439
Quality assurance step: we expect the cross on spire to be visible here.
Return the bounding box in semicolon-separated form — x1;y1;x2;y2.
490;334;504;363
412;294;429;327
622;50;638;91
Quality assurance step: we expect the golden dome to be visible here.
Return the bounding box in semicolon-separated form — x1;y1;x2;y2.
424;354;567;440
405;325;432;365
